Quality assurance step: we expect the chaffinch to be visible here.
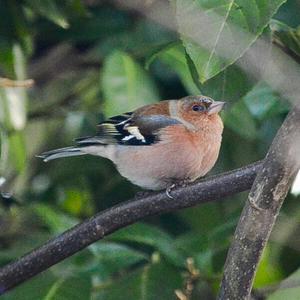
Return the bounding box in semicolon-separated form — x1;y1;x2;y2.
39;95;225;192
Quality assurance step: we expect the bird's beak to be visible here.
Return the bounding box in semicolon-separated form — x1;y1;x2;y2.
207;101;226;115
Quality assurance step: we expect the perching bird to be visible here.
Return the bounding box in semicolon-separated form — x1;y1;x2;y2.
38;95;225;192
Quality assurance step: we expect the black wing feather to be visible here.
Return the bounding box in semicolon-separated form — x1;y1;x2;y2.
75;112;181;146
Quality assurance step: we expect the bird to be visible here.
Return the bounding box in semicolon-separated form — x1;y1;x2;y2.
38;95;225;194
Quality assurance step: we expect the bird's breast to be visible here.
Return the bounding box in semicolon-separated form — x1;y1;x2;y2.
113;125;222;190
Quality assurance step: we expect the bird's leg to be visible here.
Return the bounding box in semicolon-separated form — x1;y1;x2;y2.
166;183;176;199
165;179;191;199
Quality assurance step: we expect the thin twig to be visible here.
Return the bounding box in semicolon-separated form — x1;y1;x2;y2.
218;106;300;300
175;257;200;300
0;78;34;88
0;161;262;295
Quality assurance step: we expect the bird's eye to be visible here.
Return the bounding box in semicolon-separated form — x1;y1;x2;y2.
192;104;205;112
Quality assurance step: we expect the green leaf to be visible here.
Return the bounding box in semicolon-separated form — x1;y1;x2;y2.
0;231;50;263
179;203;224;234
32;203;77;234
145;42;178;70
243;82;289;120
43;276;92;300
146;41;251;103
199;62;254;103
270;19;300;58
175;220;236;275
0;41;14;77
267;268;300;300
85;18;175;62
254;245;283;288
224;98;257;139
8;131;26;172
89;242;148;278
0;1;32;55
64;0;88;18
60;187;94;217
148;43;200;95
2;272;92;300
175;0;286;82
1;271;56;300
93;259;182;300
109;223;185;267
101;51;160;116
24;0;69;28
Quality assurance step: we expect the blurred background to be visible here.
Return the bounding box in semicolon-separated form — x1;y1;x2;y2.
0;0;299;299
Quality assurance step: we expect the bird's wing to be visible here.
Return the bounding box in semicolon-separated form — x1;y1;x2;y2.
75;112;182;146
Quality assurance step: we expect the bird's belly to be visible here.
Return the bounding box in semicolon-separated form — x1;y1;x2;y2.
113;139;221;190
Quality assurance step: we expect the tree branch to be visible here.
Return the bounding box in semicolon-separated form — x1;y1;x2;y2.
0;161;262;294
218;106;300;300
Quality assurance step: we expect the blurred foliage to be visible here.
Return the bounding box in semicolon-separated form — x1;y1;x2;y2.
270;19;300;59
174;0;287;82
0;0;299;299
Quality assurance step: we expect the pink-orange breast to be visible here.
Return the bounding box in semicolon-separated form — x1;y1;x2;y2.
114;124;222;190
157;125;222;179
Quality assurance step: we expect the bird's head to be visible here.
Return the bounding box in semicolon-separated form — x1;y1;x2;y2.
178;95;225;131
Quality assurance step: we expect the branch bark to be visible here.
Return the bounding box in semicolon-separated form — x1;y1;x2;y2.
0;161;262;295
218;106;300;300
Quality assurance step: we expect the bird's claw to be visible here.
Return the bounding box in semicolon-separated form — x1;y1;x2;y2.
166;179;191;199
166;184;176;199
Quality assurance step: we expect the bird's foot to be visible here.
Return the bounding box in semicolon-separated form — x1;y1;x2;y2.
166;184;176;199
165;179;190;199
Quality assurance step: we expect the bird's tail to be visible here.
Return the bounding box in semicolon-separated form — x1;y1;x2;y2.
37;146;86;162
